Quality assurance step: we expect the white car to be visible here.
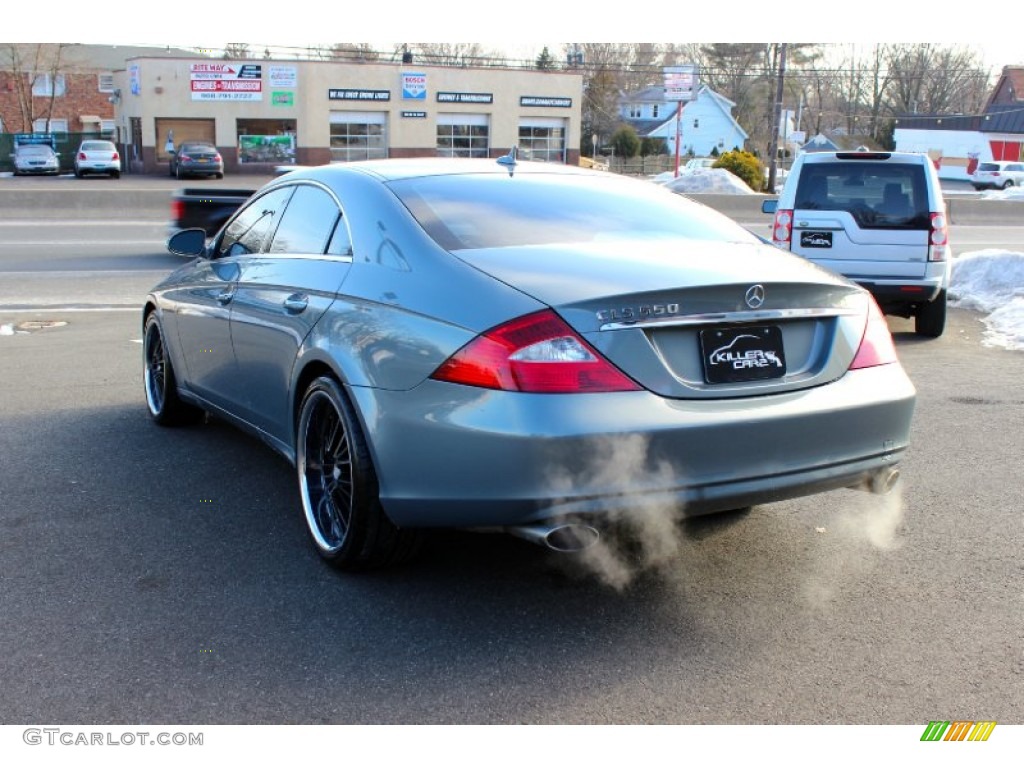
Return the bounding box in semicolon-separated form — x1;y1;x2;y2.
763;150;951;338
74;140;121;178
970;160;1024;191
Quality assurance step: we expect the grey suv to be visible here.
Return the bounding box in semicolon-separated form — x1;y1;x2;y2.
763;151;950;337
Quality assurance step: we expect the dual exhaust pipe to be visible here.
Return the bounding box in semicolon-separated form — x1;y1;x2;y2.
508;467;901;554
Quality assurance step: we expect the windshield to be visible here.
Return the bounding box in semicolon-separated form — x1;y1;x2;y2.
81;141;114;151
388;173;758;251
19;146;53;156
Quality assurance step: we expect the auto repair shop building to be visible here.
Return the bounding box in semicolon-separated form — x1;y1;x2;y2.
113;56;583;175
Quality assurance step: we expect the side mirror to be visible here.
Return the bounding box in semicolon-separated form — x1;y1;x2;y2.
167;228;208;258
762;200;778;214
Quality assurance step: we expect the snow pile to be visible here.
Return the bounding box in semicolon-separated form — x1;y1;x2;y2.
657;168;757;195
950;250;1024;350
980;186;1024;201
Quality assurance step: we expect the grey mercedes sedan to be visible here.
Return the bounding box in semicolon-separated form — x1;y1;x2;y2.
143;157;916;571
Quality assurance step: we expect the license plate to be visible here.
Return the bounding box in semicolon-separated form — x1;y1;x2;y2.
700;326;787;384
800;231;832;248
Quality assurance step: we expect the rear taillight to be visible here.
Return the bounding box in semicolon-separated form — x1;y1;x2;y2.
112;151;119;161
179;153;191;162
928;212;948;262
78;152;86;160
431;310;641;393
849;299;898;370
771;208;793;249
214;154;222;162
171;199;184;222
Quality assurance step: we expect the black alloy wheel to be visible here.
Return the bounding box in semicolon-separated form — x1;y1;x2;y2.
296;376;422;570
143;313;203;426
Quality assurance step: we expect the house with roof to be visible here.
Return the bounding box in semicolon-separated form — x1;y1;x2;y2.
618;85;748;157
893;65;1024;180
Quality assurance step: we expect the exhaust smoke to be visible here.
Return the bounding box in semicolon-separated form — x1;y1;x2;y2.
543;435;687;591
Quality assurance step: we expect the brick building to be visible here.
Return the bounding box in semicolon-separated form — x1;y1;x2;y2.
0;44;194;170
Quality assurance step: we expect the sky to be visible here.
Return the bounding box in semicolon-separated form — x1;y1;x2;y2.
9;1;1023;72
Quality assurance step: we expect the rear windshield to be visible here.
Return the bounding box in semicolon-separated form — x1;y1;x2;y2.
182;143;215;152
388;173;758;250
976;163;1000;172
793;161;930;230
81;141;114;151
18;146;52;155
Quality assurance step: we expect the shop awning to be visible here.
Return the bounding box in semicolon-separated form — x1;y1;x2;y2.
79;115;101;125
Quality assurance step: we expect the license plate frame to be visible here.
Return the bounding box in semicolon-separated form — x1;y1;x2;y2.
700;325;787;384
800;231;833;248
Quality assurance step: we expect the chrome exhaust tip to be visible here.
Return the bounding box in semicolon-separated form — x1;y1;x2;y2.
859;467;901;495
507;522;601;553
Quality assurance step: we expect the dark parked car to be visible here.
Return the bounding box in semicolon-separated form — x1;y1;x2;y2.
144;158;915;571
169;142;224;179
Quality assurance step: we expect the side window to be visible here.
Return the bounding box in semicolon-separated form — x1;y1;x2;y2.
216;187;294;258
268;185;341;255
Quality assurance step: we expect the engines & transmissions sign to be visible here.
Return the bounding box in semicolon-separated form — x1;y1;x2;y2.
190;63;263;101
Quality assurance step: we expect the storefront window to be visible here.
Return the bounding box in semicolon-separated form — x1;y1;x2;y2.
518;122;566;163
236;119;297;164
329;113;387;162
437;115;489;158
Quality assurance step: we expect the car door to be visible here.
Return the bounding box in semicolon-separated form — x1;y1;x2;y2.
169;185;293;414
228;182;354;445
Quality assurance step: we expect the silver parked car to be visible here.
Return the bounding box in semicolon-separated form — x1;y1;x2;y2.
11;144;61;176
74;139;121;178
144;158;916;571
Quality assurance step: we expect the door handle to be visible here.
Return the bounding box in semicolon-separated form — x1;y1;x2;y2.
216;289;234;304
283;294;309;313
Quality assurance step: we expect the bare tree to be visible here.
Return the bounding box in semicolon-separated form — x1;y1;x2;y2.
223;43;251;59
329;43;380;62
1;43;68;133
410;43;503;67
883;43;988;116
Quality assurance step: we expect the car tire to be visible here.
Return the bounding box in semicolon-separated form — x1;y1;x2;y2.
1004;180;1015;189
215;172;223;180
169;163;175;178
296;376;423;571
74;168;82;178
176;166;183;180
915;289;947;338
112;171;120;179
143;313;204;426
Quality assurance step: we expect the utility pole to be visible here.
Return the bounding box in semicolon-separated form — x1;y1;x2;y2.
766;43;788;192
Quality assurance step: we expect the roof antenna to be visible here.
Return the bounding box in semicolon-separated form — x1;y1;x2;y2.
496;146;518;176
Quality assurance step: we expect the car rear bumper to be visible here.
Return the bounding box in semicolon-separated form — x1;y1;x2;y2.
350;363;917;528
856;275;946;306
77;162;119;172
179;165;223;176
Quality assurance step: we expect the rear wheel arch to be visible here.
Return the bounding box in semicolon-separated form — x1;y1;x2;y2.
292;359;346;445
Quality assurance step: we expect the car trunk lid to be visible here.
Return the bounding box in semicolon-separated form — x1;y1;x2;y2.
454;240;870;399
